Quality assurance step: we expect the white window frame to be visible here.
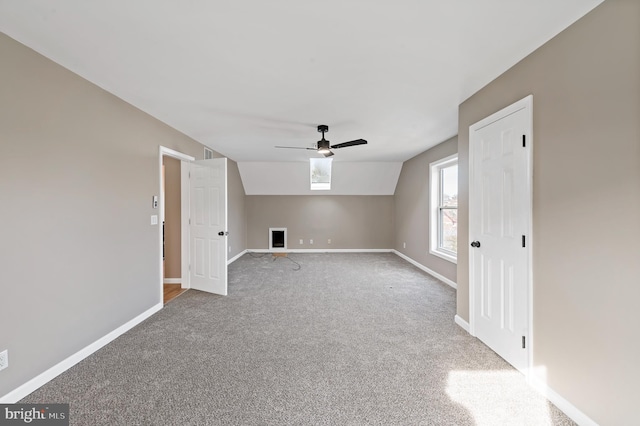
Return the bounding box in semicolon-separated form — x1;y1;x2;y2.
310;157;332;191
429;154;458;264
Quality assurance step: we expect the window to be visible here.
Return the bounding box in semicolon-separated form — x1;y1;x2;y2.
430;154;458;263
310;158;332;190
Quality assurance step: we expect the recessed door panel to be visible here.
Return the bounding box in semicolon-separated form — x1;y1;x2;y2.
194;238;205;278
209;187;220;227
481;256;492;320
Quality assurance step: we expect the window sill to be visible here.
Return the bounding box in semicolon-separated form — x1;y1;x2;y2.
429;249;457;264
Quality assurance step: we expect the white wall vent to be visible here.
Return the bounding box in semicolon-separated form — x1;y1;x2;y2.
204;147;214;159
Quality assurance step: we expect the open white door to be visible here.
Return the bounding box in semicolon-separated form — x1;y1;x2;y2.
469;96;532;373
189;158;228;296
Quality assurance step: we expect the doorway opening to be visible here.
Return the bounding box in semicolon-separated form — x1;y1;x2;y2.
159;147;195;304
162;155;187;303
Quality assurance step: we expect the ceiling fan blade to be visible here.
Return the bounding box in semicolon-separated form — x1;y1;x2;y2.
330;139;367;149
323;150;335;157
275;146;316;150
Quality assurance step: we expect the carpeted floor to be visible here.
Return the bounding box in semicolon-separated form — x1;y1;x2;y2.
22;253;575;425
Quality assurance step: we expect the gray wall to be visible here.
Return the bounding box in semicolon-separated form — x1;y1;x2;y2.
0;33;247;398
246;196;394;250
457;0;639;423
163;156;181;279
227;159;247;259
394;136;457;283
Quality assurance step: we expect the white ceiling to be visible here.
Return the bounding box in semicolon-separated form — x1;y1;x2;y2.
0;0;603;163
239;162;403;195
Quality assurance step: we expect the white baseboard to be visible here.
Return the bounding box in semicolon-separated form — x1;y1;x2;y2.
0;303;163;403
163;278;181;284
529;376;598;426
228;249;248;265
249;248;394;254
392;250;457;289
454;315;470;333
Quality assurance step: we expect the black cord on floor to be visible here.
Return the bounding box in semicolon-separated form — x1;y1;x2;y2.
247;252;269;258
246;251;301;271
274;255;301;271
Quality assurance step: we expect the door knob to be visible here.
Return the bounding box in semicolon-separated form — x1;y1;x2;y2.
218;231;225;236
470;241;481;248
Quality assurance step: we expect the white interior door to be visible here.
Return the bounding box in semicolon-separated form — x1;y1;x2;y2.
189;158;228;296
469;96;532;373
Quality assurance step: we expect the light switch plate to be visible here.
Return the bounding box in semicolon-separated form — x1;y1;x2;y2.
151;215;158;225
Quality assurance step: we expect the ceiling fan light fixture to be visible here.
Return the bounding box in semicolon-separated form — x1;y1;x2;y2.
317;137;331;154
274;124;367;157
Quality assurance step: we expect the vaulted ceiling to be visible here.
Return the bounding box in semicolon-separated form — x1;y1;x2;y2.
1;1;603;169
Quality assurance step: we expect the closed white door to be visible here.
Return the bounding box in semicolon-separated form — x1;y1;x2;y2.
189;158;227;296
469;96;532;373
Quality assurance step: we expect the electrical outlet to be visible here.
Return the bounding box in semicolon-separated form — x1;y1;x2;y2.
309;239;313;245
328;239;331;244
299;239;303;245
0;350;8;372
403;242;406;248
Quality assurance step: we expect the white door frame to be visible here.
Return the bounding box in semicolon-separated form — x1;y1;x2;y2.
158;146;195;304
468;95;534;375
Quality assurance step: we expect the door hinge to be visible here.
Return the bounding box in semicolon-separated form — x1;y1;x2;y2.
522;235;526;247
522;336;526;349
522;135;526;147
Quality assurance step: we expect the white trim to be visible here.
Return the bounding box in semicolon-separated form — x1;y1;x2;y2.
309;157;333;191
0;303;162;403
530;376;598;426
454;315;470;333
392;250;457;289
160;146;196;162
429;247;457;264
249;248;393;254
227;250;249;266
468;95;533;371
180;162;190;290
163;278;181;284
525;97;535;381
222;158;229;291
268;228;287;251
429;153;459;264
228;249;248;265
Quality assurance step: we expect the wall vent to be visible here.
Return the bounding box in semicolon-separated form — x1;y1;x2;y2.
204;147;214;160
269;228;287;251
